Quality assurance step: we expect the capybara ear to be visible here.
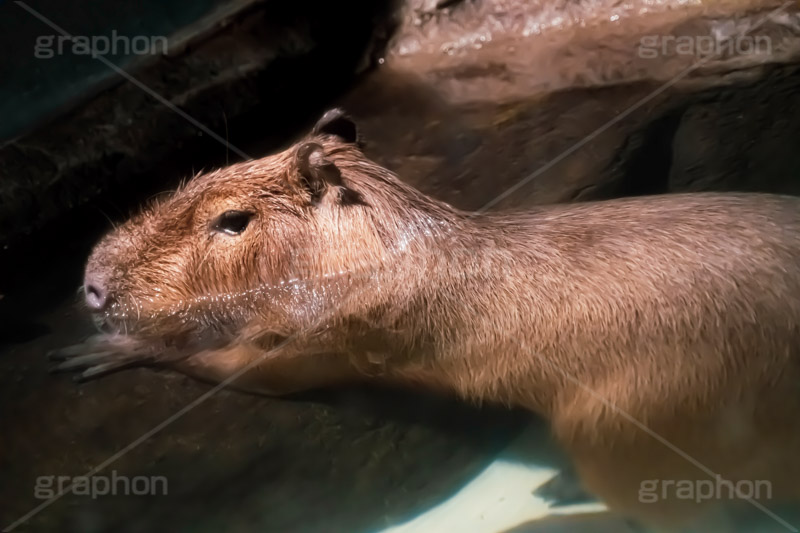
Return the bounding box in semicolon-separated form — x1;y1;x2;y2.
313;108;358;144
294;142;343;199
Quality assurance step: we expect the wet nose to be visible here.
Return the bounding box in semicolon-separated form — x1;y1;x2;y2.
84;271;109;312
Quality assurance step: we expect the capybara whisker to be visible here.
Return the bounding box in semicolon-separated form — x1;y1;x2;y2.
56;108;800;531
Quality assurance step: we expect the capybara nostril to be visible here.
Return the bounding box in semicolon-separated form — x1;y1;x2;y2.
83;275;108;312
62;109;800;531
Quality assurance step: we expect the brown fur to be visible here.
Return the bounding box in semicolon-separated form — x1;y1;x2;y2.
75;111;800;530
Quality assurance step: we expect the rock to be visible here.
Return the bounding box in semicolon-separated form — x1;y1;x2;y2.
3;1;800;531
342;0;800;210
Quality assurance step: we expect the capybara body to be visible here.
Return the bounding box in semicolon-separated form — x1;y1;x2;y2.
62;111;800;530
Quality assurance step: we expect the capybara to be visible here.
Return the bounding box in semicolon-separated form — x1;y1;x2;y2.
53;110;800;531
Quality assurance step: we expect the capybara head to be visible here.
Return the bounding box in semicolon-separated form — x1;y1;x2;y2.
82;110;453;346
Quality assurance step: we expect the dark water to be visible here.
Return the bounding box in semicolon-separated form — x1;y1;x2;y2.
2;0;800;529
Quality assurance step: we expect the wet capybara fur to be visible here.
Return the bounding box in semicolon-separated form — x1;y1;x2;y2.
54;109;800;530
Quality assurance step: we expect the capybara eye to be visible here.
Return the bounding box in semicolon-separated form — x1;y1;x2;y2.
211;210;253;236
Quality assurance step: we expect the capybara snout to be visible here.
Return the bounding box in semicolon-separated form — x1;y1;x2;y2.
54;109;800;530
